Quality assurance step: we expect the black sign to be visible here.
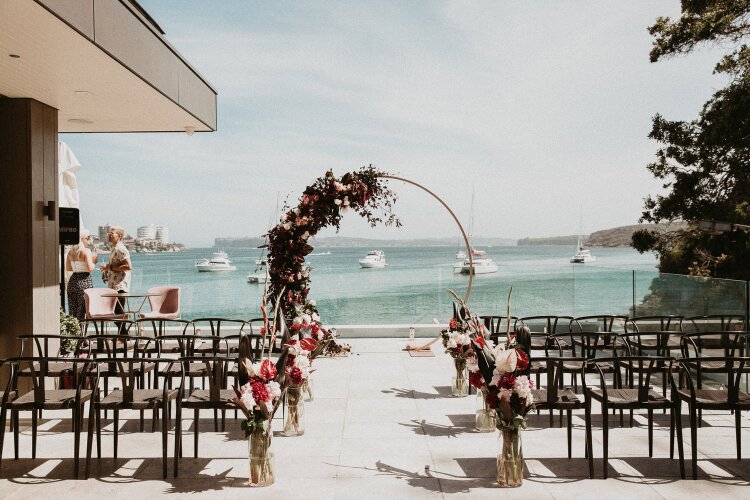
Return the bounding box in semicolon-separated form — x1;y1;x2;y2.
59;207;80;245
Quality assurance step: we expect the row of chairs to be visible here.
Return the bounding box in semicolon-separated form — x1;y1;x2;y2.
518;330;750;480
478;313;746;338
0;334;283;479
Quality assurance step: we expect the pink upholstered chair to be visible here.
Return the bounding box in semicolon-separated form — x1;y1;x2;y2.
140;286;180;320
84;288;129;320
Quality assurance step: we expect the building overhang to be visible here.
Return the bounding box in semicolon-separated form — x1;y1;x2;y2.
0;0;217;133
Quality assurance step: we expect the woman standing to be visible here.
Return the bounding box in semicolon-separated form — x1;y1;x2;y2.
66;230;98;320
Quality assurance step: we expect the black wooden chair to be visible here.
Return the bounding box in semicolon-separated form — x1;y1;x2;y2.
625;315;684;333
529;356;583;458
672;356;750;479
6;357;98;479
190;318;250;355
86;353;180;479
582;355;676;479
0;360;17;469
683;314;746;334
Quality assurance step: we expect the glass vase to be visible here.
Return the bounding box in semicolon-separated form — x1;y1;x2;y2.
475;389;496;432
497;427;524;487
248;426;274;487
302;377;314;402
451;358;468;397
282;385;305;436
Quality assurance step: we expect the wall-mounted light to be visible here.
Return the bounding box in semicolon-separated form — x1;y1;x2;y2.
68;118;93;125
9;54;20;59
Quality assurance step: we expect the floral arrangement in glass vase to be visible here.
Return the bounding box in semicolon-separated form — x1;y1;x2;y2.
232;357;284;486
280;337;315;436
440;300;484;397
469;288;535;487
290;299;351;357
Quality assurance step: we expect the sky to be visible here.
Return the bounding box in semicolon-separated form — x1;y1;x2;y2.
61;1;727;248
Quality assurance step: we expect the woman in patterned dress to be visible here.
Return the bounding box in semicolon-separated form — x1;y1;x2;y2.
66;230;97;320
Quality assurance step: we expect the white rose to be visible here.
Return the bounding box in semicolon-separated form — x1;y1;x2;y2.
467;357;479;373
334;199;342;205
266;381;281;399
301;313;312;324
302;231;310;239
283;223;291;230
240;392;256;410
447;339;458;349
513;376;530;399
312;312;320;322
293;316;303;325
309;300;317;306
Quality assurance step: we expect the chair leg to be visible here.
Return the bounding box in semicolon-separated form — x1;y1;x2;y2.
602;403;609;480
96;406;102;459
567;409;572;459
31;407;37;459
174;403;182;477
585;399;593;478
648;409;653;458
140;409;145;433
73;407;80;479
736;407;742;460
675;400;685;479
113;409;119;460
221;410;226;432
0;407;6;469
152;408;157;433
689;405;698;479
213;409;218;432
193;409;199;458
86;405;95;479
669;407;675;459
162;403;168;479
13;410;19;459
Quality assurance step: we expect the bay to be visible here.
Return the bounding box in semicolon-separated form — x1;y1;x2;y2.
100;246;659;324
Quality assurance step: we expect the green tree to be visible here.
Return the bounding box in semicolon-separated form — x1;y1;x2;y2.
633;0;750;281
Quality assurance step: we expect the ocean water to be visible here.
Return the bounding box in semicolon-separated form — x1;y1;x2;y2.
97;246;662;324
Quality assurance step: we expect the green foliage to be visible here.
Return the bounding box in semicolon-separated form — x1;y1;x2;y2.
59;308;81;354
635;1;750;280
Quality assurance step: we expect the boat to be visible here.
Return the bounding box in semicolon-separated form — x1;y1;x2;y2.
194;251;237;272
459;257;498;274
247;273;268;284
255;258;267;266
570;235;596;263
359;250;387;268
471;248;486;257
455;250;466;260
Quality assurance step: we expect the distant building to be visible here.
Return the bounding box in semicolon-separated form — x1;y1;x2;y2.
98;224;111;242
156;226;169;243
137;224;157;240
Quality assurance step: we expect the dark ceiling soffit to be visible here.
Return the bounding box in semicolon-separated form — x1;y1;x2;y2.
31;0;217;131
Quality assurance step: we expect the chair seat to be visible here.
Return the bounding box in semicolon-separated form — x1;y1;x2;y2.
182;389;236;409
676;388;750;407
85;313;129;320
18;361;79;378
11;389;93;410
529;360;547;373
98;388;179;409
160;362;207;377
98;361;155;376
139;312;180;320
686;360;750;372
589;388;670;407
563;360;613;372
531;388;581;409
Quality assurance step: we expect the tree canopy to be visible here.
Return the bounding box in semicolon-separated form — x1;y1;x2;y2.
633;0;750;280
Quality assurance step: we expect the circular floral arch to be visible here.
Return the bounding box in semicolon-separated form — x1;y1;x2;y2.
266;165;474;318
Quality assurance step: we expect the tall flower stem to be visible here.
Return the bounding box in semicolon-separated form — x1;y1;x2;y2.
248;426;274;486
497;426;524;487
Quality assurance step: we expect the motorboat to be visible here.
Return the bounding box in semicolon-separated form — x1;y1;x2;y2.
455;250;466;260
570;235;596;263
247;273;268;284
459;257;498;274
359;250;387;268
195;251;237;272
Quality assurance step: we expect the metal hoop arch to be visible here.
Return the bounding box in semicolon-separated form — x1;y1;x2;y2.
379;175;474;304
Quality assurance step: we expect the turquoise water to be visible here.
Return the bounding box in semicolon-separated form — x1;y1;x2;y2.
97;246;663;324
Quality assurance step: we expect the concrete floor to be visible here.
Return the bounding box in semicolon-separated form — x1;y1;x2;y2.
0;338;748;499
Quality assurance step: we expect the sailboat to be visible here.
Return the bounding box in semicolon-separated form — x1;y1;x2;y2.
570;210;595;263
456;186;497;274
